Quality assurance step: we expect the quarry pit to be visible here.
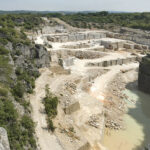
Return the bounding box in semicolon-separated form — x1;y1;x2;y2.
29;18;149;150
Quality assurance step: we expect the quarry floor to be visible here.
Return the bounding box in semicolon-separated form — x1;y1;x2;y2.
30;22;144;150
30;69;63;150
29;62;139;150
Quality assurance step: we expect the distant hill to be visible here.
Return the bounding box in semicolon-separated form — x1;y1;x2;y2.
0;10;98;15
0;10;136;15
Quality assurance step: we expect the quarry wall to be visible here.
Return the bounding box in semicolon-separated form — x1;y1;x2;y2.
138;54;150;93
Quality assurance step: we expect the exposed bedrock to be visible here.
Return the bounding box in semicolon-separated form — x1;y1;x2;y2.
51;49;106;60
87;56;139;67
106;27;150;48
106;33;149;51
100;38;126;50
0;127;10;150
14;43;51;68
64;100;80;115
47;31;106;42
138;54;150;94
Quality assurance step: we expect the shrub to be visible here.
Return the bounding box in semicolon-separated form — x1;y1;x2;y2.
20;115;36;148
44;96;58;118
43;85;58;131
0;38;8;45
12;82;24;98
21;115;35;134
0;46;9;55
0;87;8;97
47;118;55;132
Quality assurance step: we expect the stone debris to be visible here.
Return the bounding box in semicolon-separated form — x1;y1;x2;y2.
105;119;123;130
88;114;101;128
65;82;77;94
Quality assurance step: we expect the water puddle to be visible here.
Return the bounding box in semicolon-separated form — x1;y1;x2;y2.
102;88;150;150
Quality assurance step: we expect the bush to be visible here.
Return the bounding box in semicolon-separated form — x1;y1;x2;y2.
59;12;150;31
20;115;36;148
43;85;58;131
12;82;24;98
47;118;55;132
0;87;8;97
15;68;36;94
21;115;35;134
0;38;8;45
0;14;40;150
0;46;9;55
44;96;58;118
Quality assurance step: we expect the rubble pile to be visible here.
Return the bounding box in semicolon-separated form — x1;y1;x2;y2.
88;114;101;128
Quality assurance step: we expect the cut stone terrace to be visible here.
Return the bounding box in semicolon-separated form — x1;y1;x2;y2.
40;30;150;51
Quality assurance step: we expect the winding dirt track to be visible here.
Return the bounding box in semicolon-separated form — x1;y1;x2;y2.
90;63;139;101
52;18;78;31
30;69;63;150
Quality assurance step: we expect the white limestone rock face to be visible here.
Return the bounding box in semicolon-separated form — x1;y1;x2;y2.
46;31;107;42
0;128;10;150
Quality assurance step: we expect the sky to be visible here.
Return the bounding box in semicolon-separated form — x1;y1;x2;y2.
0;0;150;12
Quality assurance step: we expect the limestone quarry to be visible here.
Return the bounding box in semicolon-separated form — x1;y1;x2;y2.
27;18;149;150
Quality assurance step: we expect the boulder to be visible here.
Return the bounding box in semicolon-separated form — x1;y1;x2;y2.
124;43;134;49
0;127;10;150
64;101;80;115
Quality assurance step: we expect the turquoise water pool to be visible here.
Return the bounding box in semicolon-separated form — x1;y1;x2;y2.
102;88;150;150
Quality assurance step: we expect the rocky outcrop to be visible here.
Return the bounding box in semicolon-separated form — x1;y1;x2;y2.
51;50;106;64
87;56;138;67
33;44;51;68
138;54;150;93
47;31;106;42
14;43;50;69
107;27;150;48
0;128;10;150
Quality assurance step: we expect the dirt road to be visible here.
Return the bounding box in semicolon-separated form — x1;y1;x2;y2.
90;63;139;101
30;69;63;150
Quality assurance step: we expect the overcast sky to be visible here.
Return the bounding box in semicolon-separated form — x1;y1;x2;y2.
0;0;150;12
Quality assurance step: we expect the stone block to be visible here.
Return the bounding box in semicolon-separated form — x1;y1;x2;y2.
134;44;143;50
130;57;137;62
63;57;75;67
142;45;149;50
64;101;80;114
60;36;68;42
76;34;85;41
111;60;117;66
122;58;129;64
106;32;114;38
98;62;103;67
68;35;76;41
58;58;63;67
117;59;123;65
117;42;124;49
124;43;134;49
78;142;91;150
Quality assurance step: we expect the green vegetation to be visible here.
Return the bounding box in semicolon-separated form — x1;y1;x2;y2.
0;46;9;55
0;14;42;149
0;98;36;149
0;53;36;149
0;14;44;30
43;85;58;132
0;14;45;48
58;11;150;30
